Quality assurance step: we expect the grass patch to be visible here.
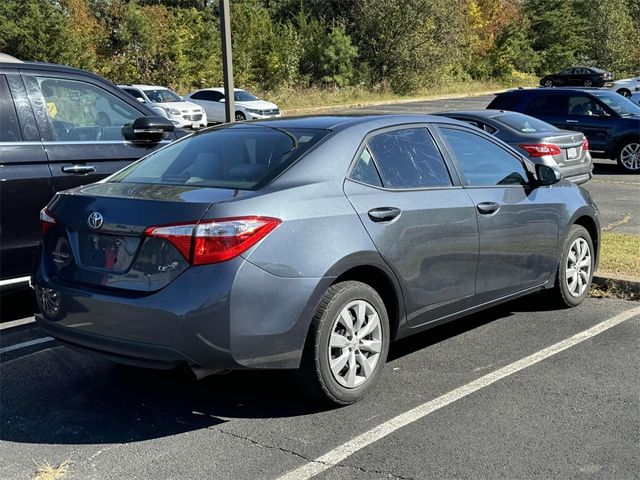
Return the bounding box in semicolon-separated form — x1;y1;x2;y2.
261;76;538;111
32;460;71;480
598;232;640;278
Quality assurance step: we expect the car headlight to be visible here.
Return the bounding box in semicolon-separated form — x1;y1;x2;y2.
247;109;263;115
165;107;181;116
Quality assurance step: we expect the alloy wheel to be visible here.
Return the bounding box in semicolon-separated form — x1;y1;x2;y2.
584;80;593;87
565;238;592;297
328;300;382;389
619;143;640;171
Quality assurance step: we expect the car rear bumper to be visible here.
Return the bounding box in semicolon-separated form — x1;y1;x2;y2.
32;253;330;371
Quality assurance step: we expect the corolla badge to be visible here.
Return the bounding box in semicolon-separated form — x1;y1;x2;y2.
87;212;104;230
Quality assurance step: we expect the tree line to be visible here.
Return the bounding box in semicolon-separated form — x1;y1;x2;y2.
1;0;638;95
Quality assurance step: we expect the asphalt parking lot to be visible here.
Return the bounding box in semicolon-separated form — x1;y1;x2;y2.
1;94;638;480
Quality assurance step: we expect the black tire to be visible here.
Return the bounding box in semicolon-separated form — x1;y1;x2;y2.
542;79;554;87
298;281;390;405
617;88;632;98
235;111;246;121
616;139;640;173
548;225;594;308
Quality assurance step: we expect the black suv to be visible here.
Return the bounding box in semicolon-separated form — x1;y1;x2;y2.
488;88;640;173
0;56;177;289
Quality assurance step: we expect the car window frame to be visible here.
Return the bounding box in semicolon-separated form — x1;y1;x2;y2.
21;70;151;143
0;73;24;143
346;123;462;192
567;93;618;118
431;123;534;189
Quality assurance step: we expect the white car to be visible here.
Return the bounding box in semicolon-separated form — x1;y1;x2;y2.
608;76;640;98
185;88;280;123
118;84;207;129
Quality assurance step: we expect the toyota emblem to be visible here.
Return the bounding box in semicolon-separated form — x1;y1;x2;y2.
87;212;104;230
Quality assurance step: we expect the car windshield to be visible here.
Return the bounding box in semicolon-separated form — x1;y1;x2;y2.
494;113;558;133
591;91;640;116
108;126;329;190
143;89;182;103
234;90;259;102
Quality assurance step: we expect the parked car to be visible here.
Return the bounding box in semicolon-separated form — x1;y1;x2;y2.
33;115;600;405
435;110;593;184
487;88;640;173
608;76;640;98
0;56;177;290
630;92;640;106
185;88;280;123
540;67;613;87
119;84;207;129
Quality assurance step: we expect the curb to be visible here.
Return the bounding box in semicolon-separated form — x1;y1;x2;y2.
280;89;507;116
592;273;640;301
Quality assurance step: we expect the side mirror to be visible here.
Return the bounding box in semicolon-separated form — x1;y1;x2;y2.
136;97;145;103
122;116;174;143
536;164;562;186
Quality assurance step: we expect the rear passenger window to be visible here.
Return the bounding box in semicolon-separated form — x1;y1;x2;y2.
487;94;521;111
367;128;452;189
440;127;528;187
350;147;382;187
0;75;22;142
524;95;568;115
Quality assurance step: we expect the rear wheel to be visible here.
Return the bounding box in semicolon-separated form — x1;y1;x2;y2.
616;140;640;173
583;79;593;87
548;225;594;308
298;281;389;405
543;79;554;87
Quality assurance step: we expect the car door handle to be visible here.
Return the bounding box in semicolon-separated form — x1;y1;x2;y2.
61;164;96;174
368;207;401;222
476;202;500;215
565;120;579;123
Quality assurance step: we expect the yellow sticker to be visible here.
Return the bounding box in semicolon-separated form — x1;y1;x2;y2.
47;102;57;118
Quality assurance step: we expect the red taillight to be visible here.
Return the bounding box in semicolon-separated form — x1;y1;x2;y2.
145;216;281;265
40;208;57;236
519;143;562;157
582;137;589;151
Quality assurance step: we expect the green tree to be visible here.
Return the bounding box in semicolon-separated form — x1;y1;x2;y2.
313;25;358;87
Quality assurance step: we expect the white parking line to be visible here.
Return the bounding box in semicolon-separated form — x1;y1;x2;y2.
0;316;36;330
0;337;54;355
276;305;640;480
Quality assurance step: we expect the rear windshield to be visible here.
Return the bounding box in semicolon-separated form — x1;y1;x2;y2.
493;113;558;133
109;125;329;190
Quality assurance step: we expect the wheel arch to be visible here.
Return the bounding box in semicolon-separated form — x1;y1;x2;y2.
614;134;640;157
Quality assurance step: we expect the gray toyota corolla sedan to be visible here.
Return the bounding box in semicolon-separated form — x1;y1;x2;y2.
33;115;600;405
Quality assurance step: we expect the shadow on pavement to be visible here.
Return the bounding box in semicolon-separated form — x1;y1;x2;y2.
0;294;557;446
1;289;38;323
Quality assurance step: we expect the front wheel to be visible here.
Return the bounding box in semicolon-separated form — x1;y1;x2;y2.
616;140;640;173
583;80;593;87
549;225;594;308
298;281;390;405
543;79;554;87
235;111;246;122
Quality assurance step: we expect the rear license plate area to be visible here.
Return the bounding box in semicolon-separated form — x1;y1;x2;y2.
78;233;140;272
567;147;579;160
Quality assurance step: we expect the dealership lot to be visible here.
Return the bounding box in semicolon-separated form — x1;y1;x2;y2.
1;93;639;480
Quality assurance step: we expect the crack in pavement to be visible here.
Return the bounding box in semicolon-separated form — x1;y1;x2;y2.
603;211;632;231
213;427;414;480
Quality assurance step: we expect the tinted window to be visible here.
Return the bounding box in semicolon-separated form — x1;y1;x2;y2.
487;94;521;111
440;128;528;187
192;90;223;101
38;77;140;141
234;90;258;102
567;95;609;116
368;128;452;188
123;88;145;101
0;75;21;142
494;113;558;133
350;147;382;187
110;126;328;190
524;95;568;115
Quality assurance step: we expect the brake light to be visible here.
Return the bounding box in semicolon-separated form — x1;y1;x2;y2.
519;144;562;157
582;137;589;151
40;208;57;236
145;216;281;265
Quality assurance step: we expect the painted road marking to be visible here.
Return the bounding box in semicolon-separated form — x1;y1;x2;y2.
0;337;54;355
276;305;640;480
0;316;36;330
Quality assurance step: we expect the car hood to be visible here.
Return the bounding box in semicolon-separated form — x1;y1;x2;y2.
236;100;278;110
151;101;203;111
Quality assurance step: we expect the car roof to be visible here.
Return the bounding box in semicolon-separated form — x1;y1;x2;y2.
499;87;605;95
119;84;173;91
434;109;524;120
192;87;245;93
247;114;464;131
